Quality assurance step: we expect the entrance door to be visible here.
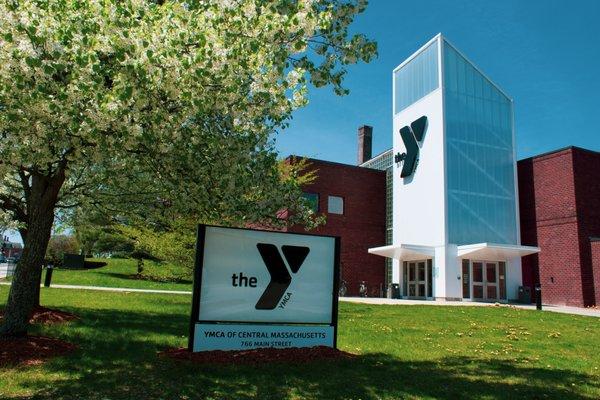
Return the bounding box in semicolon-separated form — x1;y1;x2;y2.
406;260;428;299
472;262;484;300
471;261;499;301
485;262;498;300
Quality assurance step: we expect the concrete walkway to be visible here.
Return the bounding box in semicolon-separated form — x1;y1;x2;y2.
0;281;192;295
341;296;600;318
2;281;598;317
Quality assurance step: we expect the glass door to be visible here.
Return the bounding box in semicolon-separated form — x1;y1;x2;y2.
472;262;484;300
470;261;500;301
407;262;417;297
485;262;498;301
416;261;426;298
406;260;430;299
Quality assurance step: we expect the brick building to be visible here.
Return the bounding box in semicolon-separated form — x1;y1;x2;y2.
284;35;599;307
288;136;600;307
290;144;599;306
286;155;387;297
519;147;600;307
1;239;23;260
592;238;600;306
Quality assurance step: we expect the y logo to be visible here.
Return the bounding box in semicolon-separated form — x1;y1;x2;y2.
255;243;310;310
394;116;428;178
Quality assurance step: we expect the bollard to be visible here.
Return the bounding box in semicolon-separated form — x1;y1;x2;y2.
44;263;54;287
535;284;542;310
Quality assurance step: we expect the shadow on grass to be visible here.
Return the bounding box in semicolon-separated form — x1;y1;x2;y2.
11;307;600;400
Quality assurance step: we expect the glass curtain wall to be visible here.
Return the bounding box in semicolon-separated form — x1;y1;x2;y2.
394;40;439;114
443;41;518;245
362;150;394;285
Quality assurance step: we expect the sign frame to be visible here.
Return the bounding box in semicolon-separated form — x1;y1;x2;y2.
188;224;341;352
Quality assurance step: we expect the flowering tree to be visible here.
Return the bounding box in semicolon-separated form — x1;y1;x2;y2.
0;0;376;336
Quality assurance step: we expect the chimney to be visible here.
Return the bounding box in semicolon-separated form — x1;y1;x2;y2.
357;125;373;165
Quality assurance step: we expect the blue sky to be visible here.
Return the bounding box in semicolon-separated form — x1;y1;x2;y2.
4;1;600;244
276;0;600;164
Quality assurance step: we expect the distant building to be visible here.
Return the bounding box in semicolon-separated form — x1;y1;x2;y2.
1;239;23;260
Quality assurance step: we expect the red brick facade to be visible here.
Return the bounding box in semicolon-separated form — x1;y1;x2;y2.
592;240;600;306
519;147;600;307
280;146;599;304
286;158;386;297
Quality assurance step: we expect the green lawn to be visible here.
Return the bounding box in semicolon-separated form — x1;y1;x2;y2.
45;258;192;291
1;288;599;399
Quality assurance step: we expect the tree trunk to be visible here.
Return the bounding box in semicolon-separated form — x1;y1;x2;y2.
33;262;43;308
18;229;42;308
0;172;64;337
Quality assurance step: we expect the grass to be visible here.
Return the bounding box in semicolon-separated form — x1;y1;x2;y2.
46;258;192;291
1;288;599;399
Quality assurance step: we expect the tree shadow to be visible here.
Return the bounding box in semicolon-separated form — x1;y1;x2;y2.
8;307;600;400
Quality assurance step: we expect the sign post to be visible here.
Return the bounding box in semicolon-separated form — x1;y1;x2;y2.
188;225;340;352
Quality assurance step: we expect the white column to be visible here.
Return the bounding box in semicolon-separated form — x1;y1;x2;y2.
506;257;522;301
392;258;401;284
444;244;462;300
433;246;447;299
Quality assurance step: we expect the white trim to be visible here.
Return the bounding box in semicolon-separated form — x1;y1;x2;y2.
457;243;540;259
369;244;435;261
392;58;396;126
511;95;521;244
440;35;448;247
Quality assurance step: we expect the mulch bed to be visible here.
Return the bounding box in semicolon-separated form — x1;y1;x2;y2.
0;335;77;367
28;306;79;325
0;306;79;325
159;346;357;365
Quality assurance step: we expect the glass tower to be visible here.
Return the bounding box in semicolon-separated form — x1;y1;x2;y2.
370;34;536;302
443;42;517;245
391;35;518;247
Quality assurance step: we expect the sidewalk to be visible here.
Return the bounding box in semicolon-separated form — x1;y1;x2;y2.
0;281;192;295
340;296;600;318
2;281;598;318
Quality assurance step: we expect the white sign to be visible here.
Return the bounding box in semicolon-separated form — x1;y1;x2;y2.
189;225;339;352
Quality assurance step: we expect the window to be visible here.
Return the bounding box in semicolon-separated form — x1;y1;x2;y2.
444;41;517;245
327;195;344;215
394;40;439;114
302;192;319;212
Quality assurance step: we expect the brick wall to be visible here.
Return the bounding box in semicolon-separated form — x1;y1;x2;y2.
518;147;600;307
573;150;600;306
591;240;600;306
287;158;387;297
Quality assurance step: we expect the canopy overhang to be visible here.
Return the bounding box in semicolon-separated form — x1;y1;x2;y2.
457;243;540;260
368;244;435;261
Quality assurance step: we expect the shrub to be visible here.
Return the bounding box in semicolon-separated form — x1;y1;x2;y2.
46;235;81;267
